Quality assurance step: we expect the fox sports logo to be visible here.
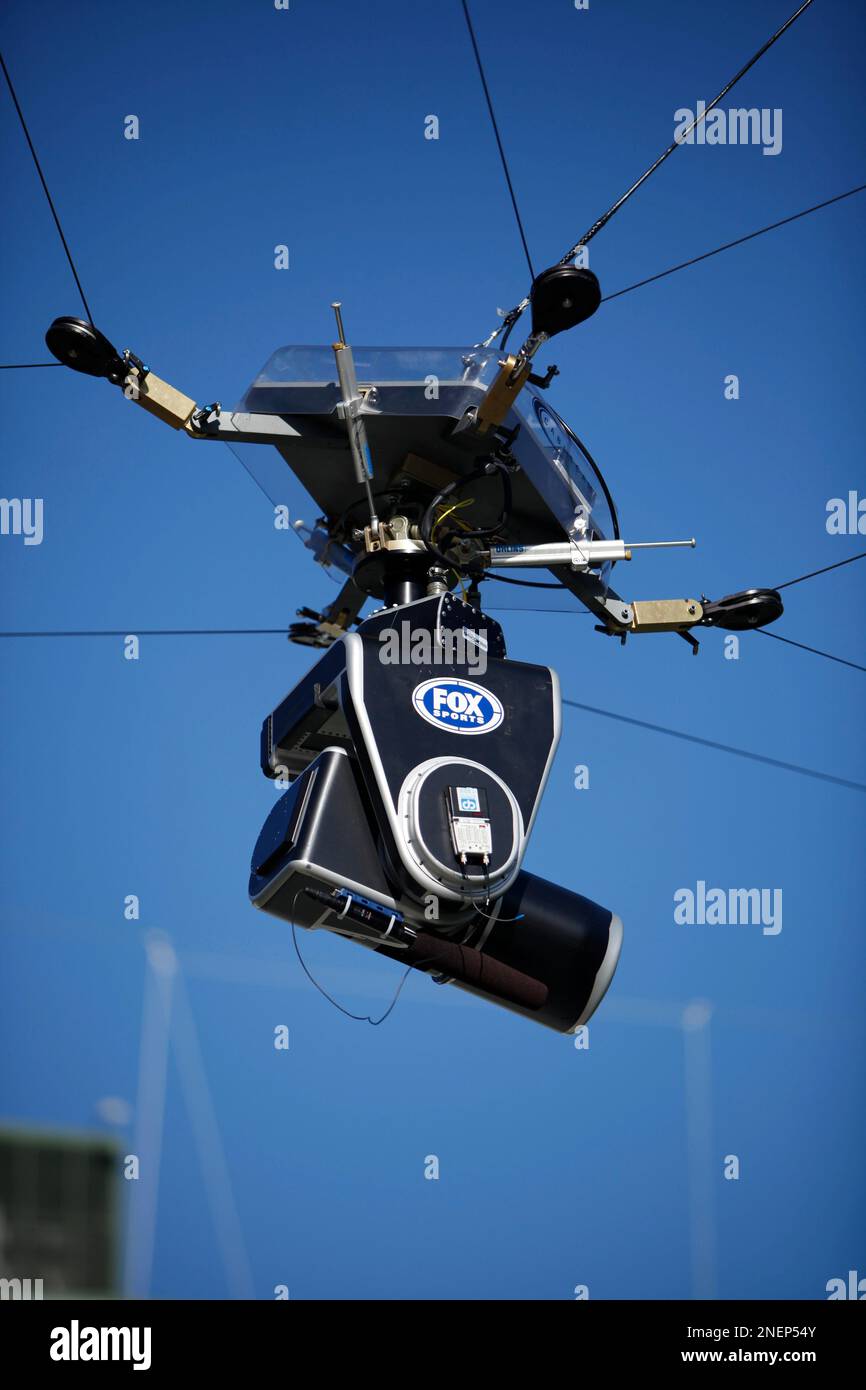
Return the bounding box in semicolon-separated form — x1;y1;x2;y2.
411;678;504;735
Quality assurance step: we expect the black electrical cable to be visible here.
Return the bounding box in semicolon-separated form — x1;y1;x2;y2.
475;422;619;583
557;420;621;544
753;628;866;674
420;458;513;577
565;0;817;255
773;549;866;592
454;466;513;541
0;49;95;324
488;0;818;343
483;573;568;590
603;185;866;305
498;316;517;353
421;460;506;542
291;919;413;1026
288;890;454;1025
460;0;534;280
0;361;62;370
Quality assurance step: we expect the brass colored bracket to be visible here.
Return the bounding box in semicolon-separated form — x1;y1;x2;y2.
125;367;197;430
475;355;532;433
363;515;424;556
630;599;703;632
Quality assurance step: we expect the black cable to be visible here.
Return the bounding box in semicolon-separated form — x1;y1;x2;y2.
2;625;860;786
567;0;816;254
420;459;511;575
558;420;621;545
498;316;517;353
602;185;866;305
452;464;513;541
482;573;568;590
0;49;94;324
291;919;412;1026
773;549;866;592
0;629;294;638
487;0;818;341
753;628;866;674
472;899;525;924
460;0;534;280
6;614;861;680
562;697;866;794
0;362;62;370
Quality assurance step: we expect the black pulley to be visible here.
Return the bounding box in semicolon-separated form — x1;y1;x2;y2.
530;265;602;338
45;317;126;382
700;588;784;631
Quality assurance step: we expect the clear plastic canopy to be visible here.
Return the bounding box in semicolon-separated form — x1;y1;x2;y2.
237;345;499;415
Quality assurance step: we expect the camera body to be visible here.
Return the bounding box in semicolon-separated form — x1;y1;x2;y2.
251;593;622;1032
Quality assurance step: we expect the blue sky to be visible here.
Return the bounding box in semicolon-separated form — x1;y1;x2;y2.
1;0;864;1299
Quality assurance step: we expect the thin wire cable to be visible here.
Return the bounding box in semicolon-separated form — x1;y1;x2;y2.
291;920;412;1026
602;185;866;304
487;606;593;614
562;697;866;794
753;627;866;674
773;549;866;592
491;598;866;674
0;49;94;323
460;0;534;279
1;624;859;787
0;628;293;638
567;0;817;255
483;573;567;590
485;0;817;343
0;362;62;370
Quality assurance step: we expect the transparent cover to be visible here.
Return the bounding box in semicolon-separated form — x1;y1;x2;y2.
237;346;499;415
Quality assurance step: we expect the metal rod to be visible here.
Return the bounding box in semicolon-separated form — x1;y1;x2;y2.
330;301;378;528
331;301;347;347
626;539;696;549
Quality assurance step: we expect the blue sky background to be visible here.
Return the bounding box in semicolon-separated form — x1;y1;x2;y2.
1;0;864;1299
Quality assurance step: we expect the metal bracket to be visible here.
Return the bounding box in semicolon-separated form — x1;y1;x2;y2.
362;515;424;556
630;598;703;632
474;354;533;433
124;365;198;430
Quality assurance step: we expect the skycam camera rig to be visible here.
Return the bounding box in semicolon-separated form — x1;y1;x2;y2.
46;263;783;1032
